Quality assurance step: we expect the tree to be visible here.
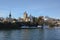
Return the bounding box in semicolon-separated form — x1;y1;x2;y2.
37;16;44;25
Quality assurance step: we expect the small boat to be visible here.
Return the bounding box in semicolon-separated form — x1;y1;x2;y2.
37;25;44;29
20;26;41;29
37;25;42;27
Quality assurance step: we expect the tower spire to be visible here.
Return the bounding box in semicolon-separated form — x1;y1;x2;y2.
9;11;11;18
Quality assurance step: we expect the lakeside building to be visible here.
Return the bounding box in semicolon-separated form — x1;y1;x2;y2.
23;11;33;22
6;12;13;22
29;14;33;22
3;12;14;23
0;17;4;22
18;17;24;22
43;16;60;25
23;11;30;22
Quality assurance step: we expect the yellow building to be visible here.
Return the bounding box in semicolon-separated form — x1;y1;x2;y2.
23;11;30;22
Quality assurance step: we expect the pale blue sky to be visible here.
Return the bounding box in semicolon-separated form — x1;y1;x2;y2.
0;0;60;19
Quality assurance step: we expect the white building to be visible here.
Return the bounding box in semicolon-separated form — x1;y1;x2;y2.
29;14;33;22
18;17;23;22
0;17;4;22
4;12;13;22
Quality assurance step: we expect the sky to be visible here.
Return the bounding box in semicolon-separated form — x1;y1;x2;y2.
0;0;60;19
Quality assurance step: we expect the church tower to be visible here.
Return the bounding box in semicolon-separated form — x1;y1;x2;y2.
9;11;11;18
23;11;28;20
23;11;29;22
9;11;12;22
23;11;28;19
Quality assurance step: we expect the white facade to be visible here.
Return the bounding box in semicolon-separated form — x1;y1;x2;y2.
18;18;23;22
29;15;33;22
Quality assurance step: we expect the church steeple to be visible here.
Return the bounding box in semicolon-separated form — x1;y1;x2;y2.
24;11;28;18
8;11;12;22
9;11;11;18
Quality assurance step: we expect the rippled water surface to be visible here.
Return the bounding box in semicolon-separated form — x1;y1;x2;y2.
0;27;60;40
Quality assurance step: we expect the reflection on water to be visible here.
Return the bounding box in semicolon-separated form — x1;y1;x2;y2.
0;28;60;40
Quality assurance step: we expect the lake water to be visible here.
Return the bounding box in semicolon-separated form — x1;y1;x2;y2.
0;27;60;40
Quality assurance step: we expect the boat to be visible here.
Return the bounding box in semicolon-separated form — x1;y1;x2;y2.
20;26;42;29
